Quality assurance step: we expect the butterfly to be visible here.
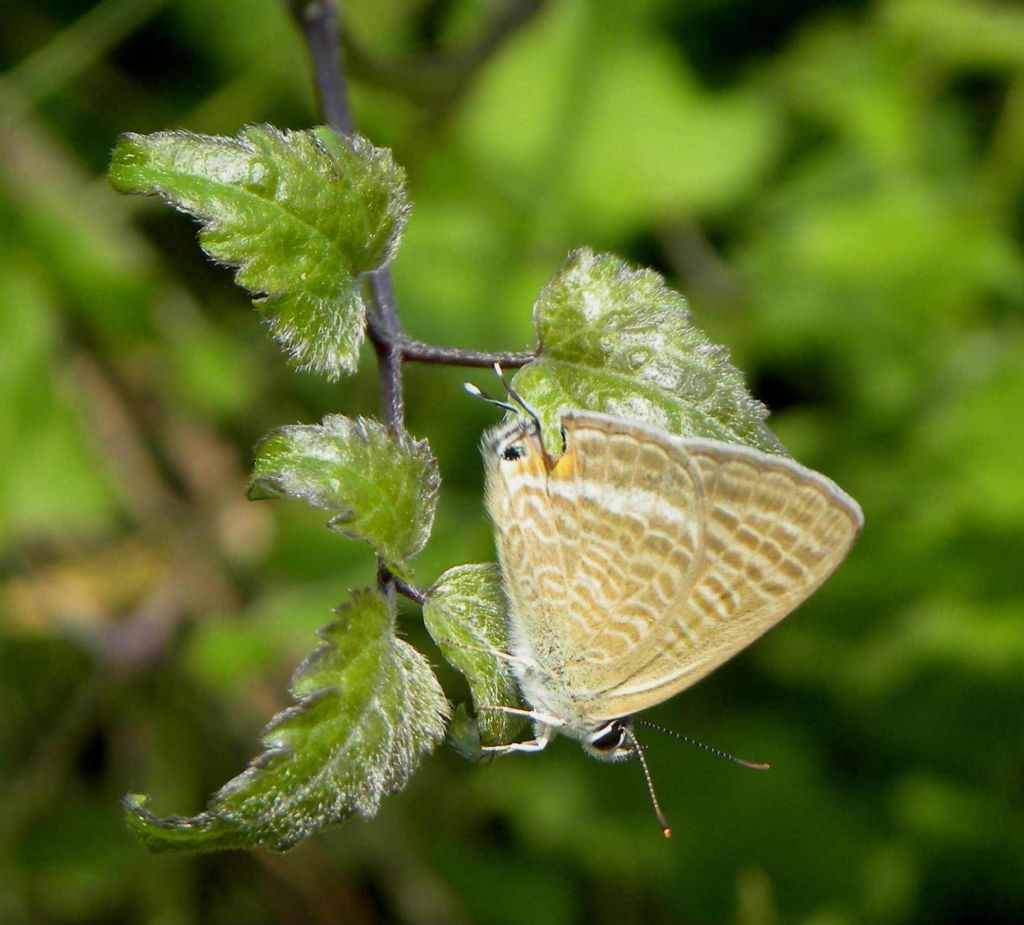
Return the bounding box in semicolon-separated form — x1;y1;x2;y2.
467;371;863;834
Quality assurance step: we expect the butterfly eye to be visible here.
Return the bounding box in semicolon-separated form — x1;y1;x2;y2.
501;444;523;462
588;722;626;753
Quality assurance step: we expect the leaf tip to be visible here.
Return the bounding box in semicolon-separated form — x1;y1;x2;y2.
448;703;486;762
247;477;283;501
122;792;247;854
108;133;150;193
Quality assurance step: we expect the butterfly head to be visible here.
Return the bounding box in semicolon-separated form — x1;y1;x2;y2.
483;416;546;470
466;364;556;473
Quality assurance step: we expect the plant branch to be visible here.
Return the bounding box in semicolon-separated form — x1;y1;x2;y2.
399;338;533;368
291;0;536;600
390;573;427;606
291;0;535;429
366;270;405;430
291;0;353;135
292;0;411;434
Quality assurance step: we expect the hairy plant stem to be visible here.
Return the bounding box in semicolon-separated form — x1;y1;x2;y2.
399;338;532;368
292;0;353;135
291;0;532;600
366;271;405;430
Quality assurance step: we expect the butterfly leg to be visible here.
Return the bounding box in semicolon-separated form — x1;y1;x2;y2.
480;739;549;755
480;721;557;755
479;705;566;728
481;721;561;758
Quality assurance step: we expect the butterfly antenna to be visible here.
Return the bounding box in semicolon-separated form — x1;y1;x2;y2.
463;381;521;418
622;726;672;839
492;363;544;439
635;720;770;771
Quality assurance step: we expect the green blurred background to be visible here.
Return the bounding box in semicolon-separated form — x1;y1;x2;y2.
2;0;1023;922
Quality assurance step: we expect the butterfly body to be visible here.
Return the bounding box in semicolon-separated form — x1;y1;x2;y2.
482;410;863;758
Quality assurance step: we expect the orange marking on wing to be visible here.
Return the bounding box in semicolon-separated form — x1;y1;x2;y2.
510;451;548;479
550;450;577;481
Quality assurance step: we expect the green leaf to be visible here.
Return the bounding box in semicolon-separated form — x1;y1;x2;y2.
125;588;449;853
511;248;785;455
249;416;439;576
109;125;409;379
423;563;525;750
446;704;485;761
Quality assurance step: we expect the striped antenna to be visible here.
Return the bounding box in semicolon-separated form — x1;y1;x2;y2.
635;720;770;771
622;726;672;839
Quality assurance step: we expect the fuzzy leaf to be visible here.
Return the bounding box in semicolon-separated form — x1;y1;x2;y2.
109;125;409;379
248;416;439;576
125;588;449;853
511;248;785;455
447;704;485;761
423;563;525;750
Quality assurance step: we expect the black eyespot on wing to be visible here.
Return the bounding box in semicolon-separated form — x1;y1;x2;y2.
560;426;567;453
501;445;522;462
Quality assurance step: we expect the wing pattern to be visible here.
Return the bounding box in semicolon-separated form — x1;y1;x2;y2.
485;411;862;724
589;434;863;719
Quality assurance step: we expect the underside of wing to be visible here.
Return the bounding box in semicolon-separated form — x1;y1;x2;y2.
483;425;569;678
484;412;705;691
583;432;863;720
484;410;863;725
549;414;704;674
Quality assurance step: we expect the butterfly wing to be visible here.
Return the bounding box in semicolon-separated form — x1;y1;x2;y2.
485;411;862;726
545;413;706;671
483;425;573;677
483;412;705;690
564;415;863;721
